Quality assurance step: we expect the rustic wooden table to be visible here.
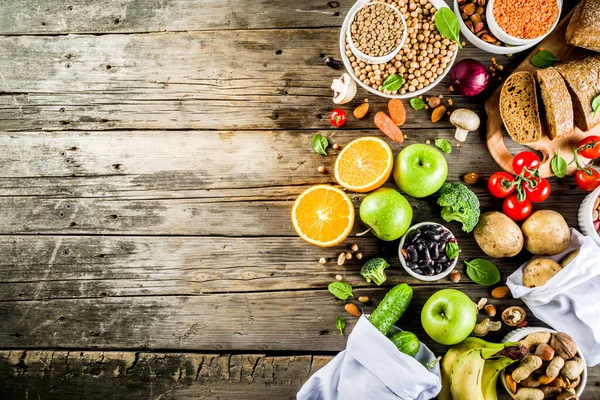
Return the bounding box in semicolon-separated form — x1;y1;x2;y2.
0;0;597;399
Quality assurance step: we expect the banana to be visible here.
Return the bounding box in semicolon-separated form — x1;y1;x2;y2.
450;348;486;400
481;357;518;400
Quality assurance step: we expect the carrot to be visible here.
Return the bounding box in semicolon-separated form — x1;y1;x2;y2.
388;98;406;126
374;112;404;143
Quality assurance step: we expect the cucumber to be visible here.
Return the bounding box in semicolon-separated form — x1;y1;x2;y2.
389;331;420;357
368;283;413;335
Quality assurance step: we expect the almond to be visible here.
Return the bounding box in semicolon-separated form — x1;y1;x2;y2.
431;105;446;123
353;103;369;119
345;303;361;317
491;286;510;299
463;172;481;185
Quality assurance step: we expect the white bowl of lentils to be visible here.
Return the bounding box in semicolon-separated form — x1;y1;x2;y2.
340;0;459;98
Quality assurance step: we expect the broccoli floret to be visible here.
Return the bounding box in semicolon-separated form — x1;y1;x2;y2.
360;258;390;286
437;182;481;232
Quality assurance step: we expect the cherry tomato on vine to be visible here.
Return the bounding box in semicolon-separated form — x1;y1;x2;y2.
512;151;540;176
503;194;532;221
330;109;347;127
522;177;551;203
575;168;600;192
577;136;600;159
488;172;516;198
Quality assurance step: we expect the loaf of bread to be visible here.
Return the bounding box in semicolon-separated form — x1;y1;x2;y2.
555;55;600;132
535;67;573;140
566;0;600;52
500;71;543;144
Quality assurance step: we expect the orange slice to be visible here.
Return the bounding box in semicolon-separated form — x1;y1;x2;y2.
291;185;354;247
334;137;393;193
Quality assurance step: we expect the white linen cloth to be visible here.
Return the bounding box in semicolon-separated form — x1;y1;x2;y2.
297;315;441;400
507;229;600;366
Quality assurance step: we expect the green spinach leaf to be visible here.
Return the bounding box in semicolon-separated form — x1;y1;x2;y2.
551;151;567;178
531;50;560;69
446;242;460;260
328;282;353;300
435;138;452;154
592;94;600;118
410;97;426;110
382;74;405;92
312;134;328;156
434;8;462;49
336;316;346;336
464;259;500;286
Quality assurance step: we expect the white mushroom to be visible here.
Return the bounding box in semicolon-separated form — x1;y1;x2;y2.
450;109;480;142
331;73;357;104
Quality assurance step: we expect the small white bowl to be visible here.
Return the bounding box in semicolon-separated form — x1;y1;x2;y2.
486;0;561;46
398;222;458;282
346;2;407;65
578;185;600;247
501;327;587;398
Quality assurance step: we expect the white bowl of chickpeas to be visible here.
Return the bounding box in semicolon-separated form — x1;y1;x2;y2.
340;0;459;98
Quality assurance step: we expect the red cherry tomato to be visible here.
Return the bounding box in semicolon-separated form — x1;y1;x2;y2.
512;151;540;176
488;172;516;198
577;136;600;159
575;168;600;192
522;177;551;203
330;109;347;127
502;194;532;221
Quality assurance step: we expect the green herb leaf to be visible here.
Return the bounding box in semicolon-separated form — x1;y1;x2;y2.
551;151;567;178
410;97;426;110
446;242;460;260
336;316;346;336
592;94;600;118
312;134;328;156
531;50;560;69
435;138;452;154
382;74;405;92
328;282;353;300
464;259;501;286
434;8;462;49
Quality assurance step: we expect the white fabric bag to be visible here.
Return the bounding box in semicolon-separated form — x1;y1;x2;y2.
297;315;441;400
507;229;600;366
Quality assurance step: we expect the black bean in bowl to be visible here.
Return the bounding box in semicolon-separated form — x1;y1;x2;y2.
400;223;458;277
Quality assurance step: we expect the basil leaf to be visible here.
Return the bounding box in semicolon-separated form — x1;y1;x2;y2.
410;97;426;110
551;151;567;178
464;259;501;286
531;50;560;69
435;138;452;154
446;242;460;260
312;134;328;156
592;94;600;118
382;74;405;92
434;8;462;49
328;282;353;300
336;316;346;336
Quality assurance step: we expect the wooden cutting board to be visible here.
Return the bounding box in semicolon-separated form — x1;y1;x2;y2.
485;8;595;178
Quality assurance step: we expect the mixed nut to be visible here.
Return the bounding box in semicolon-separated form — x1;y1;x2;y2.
402;224;456;276
457;0;502;46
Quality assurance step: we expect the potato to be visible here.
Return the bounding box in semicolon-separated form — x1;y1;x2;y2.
474;212;524;258
522;210;570;255
523;258;562;288
560;249;580;268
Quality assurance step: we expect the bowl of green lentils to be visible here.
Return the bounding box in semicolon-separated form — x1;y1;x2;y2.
340;0;459;98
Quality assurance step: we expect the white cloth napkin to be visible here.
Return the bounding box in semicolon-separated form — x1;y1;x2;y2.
297;315;441;400
507;229;600;366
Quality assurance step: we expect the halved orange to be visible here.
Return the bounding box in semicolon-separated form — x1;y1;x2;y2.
334;137;393;193
291;185;354;247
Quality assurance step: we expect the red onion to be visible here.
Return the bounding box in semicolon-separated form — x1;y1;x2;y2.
451;59;489;97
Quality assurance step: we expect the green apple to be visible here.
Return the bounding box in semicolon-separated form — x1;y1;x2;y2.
393;144;448;198
421;289;477;345
359;188;412;241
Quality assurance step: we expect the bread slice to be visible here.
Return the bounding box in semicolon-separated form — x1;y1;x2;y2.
555;55;600;132
500;71;543;144
566;0;600;52
534;67;573;140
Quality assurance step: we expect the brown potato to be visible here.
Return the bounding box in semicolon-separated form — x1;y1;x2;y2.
523;258;562;288
522;210;570;255
474;212;524;258
560;249;580;268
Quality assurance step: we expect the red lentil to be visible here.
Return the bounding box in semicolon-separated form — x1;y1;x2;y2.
493;0;558;39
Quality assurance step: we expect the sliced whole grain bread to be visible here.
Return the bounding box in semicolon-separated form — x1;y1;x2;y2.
566;0;600;52
555;55;600;132
534;67;573;140
500;71;543;144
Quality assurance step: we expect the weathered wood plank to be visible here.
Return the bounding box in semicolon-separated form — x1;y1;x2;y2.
0;29;517;131
0;0;352;35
